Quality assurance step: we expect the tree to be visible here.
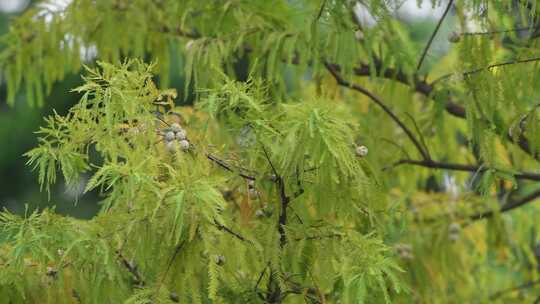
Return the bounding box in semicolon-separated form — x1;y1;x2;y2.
1;0;540;303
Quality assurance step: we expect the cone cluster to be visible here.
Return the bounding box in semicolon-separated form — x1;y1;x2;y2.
161;123;190;153
395;243;413;260
448;222;461;242
248;179;259;199
355;145;368;157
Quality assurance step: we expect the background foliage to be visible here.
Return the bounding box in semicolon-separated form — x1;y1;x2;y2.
2;0;540;303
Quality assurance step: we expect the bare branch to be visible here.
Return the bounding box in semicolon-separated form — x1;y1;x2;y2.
254;261;270;293
116;251;145;287
325;63;431;160
393;159;540;181
351;61;466;118
416;0;455;72
158;25;200;39
154;240;186;302
416;189;540;224
460;26;533;36
213;220;250;243
351;61;538;159
470;189;540;221
433;56;540;84
489;279;540;300
260;144;290;248
206;153;256;181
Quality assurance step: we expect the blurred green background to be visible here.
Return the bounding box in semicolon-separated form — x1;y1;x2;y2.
0;0;101;217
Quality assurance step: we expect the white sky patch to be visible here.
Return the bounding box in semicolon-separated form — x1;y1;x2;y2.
354;2;377;29
395;0;446;20
443;173;460;200
35;0;96;62
0;0;29;13
35;0;73;22
354;0;450;26
81;44;98;62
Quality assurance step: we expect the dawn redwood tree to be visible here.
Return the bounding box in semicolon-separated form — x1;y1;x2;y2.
2;0;540;303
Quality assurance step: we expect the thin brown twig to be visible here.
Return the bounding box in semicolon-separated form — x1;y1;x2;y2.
392;159;540;181
206;153;256;181
416;0;454;72
154;240;186;303
158;25;200;39
325;63;431;160
489;279;540;300
470;189;540;221
213;220;250;243
432;56;540;85
415;189;540;224
460;26;533;36
293;234;343;242
254;261;270;292
259;144;289;303
116;251;144;286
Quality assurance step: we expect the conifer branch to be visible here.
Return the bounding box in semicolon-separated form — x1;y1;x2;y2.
283;279;324;303
488;279;540;300
206;153;256;181
352;60;538;160
154;241;186;303
294;234;343;241
433;56;540;84
349;61;467;118
213;220;249;243
460;27;533;36
72;289;82;303
260;144;289;247
393;159;540;181
469;188;540;221
315;0;328;21
117;247;182;303
293;167;304;199
117;251;145;287
418;189;540;223
254;261;270;294
160;21;470;125
158;26;200;39
260;144;289;303
416;0;454;72
325;63;431;160
156;21;470;124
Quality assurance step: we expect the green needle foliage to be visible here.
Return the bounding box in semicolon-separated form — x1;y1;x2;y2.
8;60;402;303
2;0;540;303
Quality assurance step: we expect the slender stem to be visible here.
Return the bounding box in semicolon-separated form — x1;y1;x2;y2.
154;241;186;302
464;56;540;76
294;234;343;241
260;144;289;303
206;153;256;181
470;189;540;221
416;0;454;72
315;0;327;21
325;63;431;160
489;279;540;300
158;25;200;39
393;159;540;181
433;56;540;84
461;26;533;36
254;262;270;292
213;220;249;243
261;145;289;247
293;167;304;198
117;251;145;286
351;61;467;118
417;188;540;223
